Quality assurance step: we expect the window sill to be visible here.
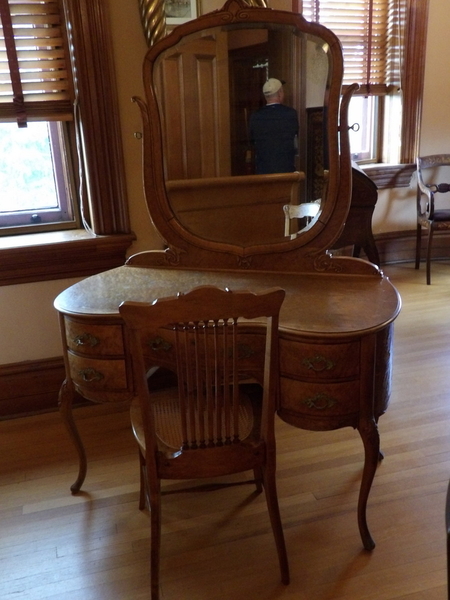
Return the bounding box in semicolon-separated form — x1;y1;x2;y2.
361;163;415;189
0;229;135;286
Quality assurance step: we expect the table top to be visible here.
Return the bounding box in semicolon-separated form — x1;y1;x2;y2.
54;265;401;338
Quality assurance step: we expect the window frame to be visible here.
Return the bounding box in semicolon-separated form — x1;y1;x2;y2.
362;0;428;187
0;0;134;286
299;0;429;189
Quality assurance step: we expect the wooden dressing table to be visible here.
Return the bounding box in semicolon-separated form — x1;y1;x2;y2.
54;0;401;553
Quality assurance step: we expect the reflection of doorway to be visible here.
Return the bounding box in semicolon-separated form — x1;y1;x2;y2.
229;43;268;176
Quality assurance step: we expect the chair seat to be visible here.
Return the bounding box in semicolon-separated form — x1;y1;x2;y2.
433;210;450;223
130;386;258;451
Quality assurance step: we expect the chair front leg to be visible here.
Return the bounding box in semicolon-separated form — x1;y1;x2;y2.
426;226;434;284
415;223;422;269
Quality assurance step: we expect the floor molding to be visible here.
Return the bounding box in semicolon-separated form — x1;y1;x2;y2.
357;229;450;265
0;357;68;420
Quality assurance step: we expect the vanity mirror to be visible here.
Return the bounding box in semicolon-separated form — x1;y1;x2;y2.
155;23;329;246
131;0;363;272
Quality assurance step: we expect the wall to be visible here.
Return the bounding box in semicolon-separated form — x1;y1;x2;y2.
0;0;447;368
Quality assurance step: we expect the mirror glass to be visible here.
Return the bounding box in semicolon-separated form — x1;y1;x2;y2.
153;23;331;247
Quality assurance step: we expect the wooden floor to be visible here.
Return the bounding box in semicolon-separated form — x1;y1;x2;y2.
1;261;450;600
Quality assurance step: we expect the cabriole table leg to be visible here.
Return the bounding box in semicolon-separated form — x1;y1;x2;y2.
357;417;381;550
58;379;87;494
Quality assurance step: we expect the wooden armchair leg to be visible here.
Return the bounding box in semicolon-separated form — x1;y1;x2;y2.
426;227;434;285
150;486;162;600
138;449;147;510
415;224;422;270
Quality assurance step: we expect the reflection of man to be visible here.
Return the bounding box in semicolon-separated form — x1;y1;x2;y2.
249;78;299;174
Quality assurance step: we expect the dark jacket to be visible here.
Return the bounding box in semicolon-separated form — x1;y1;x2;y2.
249;103;299;174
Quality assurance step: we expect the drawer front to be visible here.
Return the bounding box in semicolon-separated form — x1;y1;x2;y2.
280;377;360;416
69;354;128;391
65;319;124;356
142;328;266;375
280;339;360;380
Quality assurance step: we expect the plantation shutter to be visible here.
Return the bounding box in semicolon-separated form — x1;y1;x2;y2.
0;0;74;126
302;0;405;95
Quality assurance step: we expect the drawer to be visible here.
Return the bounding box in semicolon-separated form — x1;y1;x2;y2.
69;354;128;391
65;319;124;356
280;339;360;380
280;376;360;416
142;327;266;375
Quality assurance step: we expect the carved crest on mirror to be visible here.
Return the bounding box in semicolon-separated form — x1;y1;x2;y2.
129;0;375;275
138;0;268;46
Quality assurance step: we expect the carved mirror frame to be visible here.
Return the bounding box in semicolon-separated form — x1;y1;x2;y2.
131;0;362;274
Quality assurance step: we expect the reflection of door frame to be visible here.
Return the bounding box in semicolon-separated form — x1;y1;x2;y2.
229;42;269;176
157;33;231;180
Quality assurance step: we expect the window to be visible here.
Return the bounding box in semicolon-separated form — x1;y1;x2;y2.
0;121;77;231
347;95;379;162
0;0;133;284
302;0;430;187
0;0;77;233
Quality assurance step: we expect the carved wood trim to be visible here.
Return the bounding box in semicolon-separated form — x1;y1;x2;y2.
138;0;268;46
400;0;430;163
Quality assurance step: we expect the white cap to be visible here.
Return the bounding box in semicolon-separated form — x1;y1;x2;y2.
263;78;284;96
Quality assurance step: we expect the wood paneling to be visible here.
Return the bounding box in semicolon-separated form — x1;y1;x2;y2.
0;358;85;419
0;358;65;419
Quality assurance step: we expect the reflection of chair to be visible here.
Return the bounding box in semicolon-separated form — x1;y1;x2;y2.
415;154;450;284
283;202;320;239
119;285;289;600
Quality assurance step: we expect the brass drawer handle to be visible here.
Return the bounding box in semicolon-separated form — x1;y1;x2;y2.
148;336;172;352
78;368;104;383
302;354;335;372
303;393;337;410
73;333;99;348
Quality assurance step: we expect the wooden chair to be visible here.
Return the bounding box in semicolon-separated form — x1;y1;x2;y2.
119;285;289;599
415;154;450;284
